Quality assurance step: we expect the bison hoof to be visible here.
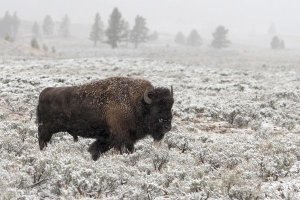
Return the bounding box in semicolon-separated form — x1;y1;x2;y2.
73;136;79;142
88;142;100;161
39;141;46;150
88;147;100;161
91;152;100;161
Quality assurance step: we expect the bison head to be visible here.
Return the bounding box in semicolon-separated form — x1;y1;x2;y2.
143;86;174;141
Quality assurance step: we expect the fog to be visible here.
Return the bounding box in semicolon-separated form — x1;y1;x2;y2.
1;1;300;199
1;0;300;36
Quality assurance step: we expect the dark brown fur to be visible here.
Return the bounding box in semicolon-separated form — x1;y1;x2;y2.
37;77;174;160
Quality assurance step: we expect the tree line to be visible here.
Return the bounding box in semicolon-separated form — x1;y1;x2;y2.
175;26;286;50
0;9;286;50
32;14;70;38
175;26;231;49
89;8;155;48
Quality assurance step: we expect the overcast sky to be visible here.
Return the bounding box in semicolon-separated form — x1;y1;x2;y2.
0;0;299;36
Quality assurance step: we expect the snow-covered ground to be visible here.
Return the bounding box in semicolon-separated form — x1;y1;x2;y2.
0;48;299;199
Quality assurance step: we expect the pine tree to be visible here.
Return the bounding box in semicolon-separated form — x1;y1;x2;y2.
59;15;71;38
174;32;185;45
130;15;148;48
32;22;41;38
271;36;285;50
186;29;202;47
43;15;54;36
0;11;12;38
106;8;126;48
211;26;230;49
11;12;20;38
31;37;39;49
89;13;104;47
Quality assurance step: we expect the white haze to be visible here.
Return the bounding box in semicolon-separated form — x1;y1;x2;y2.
1;0;300;36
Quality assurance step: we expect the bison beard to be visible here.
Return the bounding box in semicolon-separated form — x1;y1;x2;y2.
37;77;174;160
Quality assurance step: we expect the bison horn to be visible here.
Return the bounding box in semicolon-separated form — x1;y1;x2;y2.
144;87;153;104
171;86;173;97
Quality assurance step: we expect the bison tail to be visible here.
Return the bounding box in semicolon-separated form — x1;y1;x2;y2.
36;104;41;125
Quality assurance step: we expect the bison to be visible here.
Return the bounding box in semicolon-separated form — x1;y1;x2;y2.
37;77;174;160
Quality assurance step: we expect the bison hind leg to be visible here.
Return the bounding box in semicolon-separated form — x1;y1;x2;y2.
73;135;79;142
38;125;53;150
88;139;110;161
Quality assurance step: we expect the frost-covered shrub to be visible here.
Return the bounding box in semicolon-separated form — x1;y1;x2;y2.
164;134;191;153
153;152;169;171
189;178;217;199
0;58;299;199
257;155;295;181
228;185;260;200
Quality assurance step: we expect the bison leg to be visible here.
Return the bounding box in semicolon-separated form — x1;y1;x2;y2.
88;139;110;161
38;125;53;150
73;135;79;142
126;143;135;153
117;143;135;154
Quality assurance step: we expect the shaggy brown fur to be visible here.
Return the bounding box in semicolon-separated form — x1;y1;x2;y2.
37;77;174;160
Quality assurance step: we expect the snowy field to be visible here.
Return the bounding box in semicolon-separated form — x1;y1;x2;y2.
0;48;300;199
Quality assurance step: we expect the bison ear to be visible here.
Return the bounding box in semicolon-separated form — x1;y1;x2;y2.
144;87;153;104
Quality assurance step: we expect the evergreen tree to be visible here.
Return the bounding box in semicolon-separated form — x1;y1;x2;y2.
31;37;39;49
0;11;12;38
4;34;13;42
32;22;41;38
211;25;230;49
130;15;148;48
0;11;20;39
186;29;202;47
11;12;20;38
59;15;71;38
43;15;54;36
174;32;185;45
271;36;285;49
106;8;126;48
89;13;104;46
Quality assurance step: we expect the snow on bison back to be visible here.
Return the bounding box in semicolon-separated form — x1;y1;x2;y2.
37;77;174;160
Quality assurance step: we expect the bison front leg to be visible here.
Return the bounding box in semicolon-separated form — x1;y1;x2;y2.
88;139;110;161
116;143;135;154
